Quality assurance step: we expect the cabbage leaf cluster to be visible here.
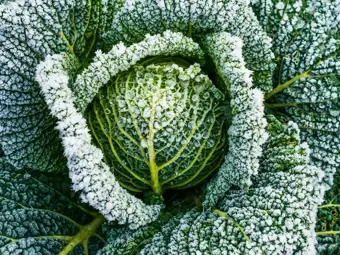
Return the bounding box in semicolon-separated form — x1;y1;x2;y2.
0;0;339;254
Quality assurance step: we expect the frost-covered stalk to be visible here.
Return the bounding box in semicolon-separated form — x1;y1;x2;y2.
203;33;268;207
36;54;160;229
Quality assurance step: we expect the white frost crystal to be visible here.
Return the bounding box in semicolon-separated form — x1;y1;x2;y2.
36;53;160;229
103;0;275;91
72;31;205;113
203;33;268;207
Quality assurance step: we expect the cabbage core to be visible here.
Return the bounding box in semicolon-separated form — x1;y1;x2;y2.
87;62;228;194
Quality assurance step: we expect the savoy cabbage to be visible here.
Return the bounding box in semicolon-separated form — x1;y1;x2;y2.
0;0;339;254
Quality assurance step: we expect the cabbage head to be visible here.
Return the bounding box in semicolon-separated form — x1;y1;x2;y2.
86;62;227;194
0;0;339;254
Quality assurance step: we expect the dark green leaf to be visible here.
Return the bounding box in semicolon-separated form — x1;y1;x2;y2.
255;0;340;189
0;158;105;255
0;0;102;172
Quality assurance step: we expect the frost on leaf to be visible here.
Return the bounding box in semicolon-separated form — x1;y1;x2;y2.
97;116;324;254
316;170;340;254
0;158;105;255
0;0;101;172
1;0;339;253
72;31;205;113
203;33;268;208
103;0;275;91
36;53;160;229
254;0;340;190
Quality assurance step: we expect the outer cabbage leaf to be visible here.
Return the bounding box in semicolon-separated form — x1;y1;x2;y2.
97;212;186;255
0;0;102;172
97;116;324;254
0;158;106;254
102;0;275;91
202;32;268;207
98;0;126;36
36;53;161;229
253;1;340;250
253;0;340;189
316;170;340;254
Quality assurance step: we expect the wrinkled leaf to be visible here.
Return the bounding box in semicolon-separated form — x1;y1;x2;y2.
0;0;102;172
253;0;340;188
0;158;105;254
97;116;323;254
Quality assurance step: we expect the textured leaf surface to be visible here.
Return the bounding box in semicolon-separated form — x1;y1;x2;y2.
0;158;105;255
73;31;206;113
0;0;101;172
97;211;185;255
253;0;340;189
36;53;161;229
202;32;268;207
97;116;324;254
103;0;275;91
98;0;126;36
87;63;227;193
316;170;340;254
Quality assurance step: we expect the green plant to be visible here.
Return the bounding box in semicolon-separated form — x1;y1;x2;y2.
0;0;339;254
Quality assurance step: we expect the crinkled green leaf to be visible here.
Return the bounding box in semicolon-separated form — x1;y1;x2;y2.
316;170;340;254
253;0;340;189
0;0;102;172
102;0;275;91
97;211;185;255
98;0;126;36
201;32;268;207
97;116;324;254
87;63;227;193
0;158;105;255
